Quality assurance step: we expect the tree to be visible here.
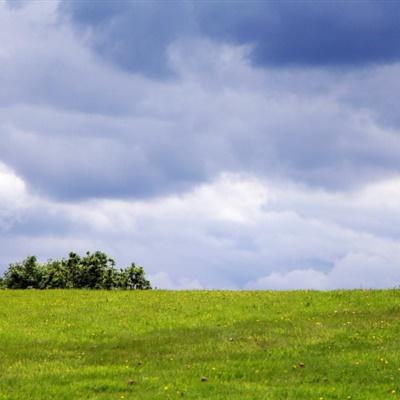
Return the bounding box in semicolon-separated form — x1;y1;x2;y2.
41;260;68;289
119;263;152;290
3;256;44;289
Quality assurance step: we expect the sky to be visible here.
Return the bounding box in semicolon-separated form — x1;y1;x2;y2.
1;0;400;289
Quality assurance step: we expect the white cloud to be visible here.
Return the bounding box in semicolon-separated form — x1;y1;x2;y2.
2;172;400;289
149;272;203;290
245;269;329;290
0;162;29;230
246;253;400;290
0;162;27;204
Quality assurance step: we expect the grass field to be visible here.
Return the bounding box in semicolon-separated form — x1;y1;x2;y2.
0;290;399;399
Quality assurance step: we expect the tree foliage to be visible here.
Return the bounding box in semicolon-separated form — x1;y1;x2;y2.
0;251;151;290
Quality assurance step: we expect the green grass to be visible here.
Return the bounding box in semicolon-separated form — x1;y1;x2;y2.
0;290;399;399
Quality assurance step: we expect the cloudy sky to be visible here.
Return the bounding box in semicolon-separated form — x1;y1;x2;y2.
1;0;400;289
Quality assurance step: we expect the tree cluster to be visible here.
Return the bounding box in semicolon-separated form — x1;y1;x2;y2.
0;251;151;290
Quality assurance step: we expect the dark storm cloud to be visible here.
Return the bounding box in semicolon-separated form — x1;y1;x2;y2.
60;0;400;77
0;107;209;200
198;1;400;67
59;0;197;78
2;0;400;202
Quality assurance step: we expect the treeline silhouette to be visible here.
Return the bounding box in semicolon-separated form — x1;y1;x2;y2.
0;251;151;290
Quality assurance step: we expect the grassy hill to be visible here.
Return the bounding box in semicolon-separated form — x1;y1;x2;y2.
0;290;399;399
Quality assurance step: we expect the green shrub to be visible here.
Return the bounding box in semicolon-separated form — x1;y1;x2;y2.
1;252;151;290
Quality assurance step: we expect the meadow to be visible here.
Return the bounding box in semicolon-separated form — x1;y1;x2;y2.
0;290;399;399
